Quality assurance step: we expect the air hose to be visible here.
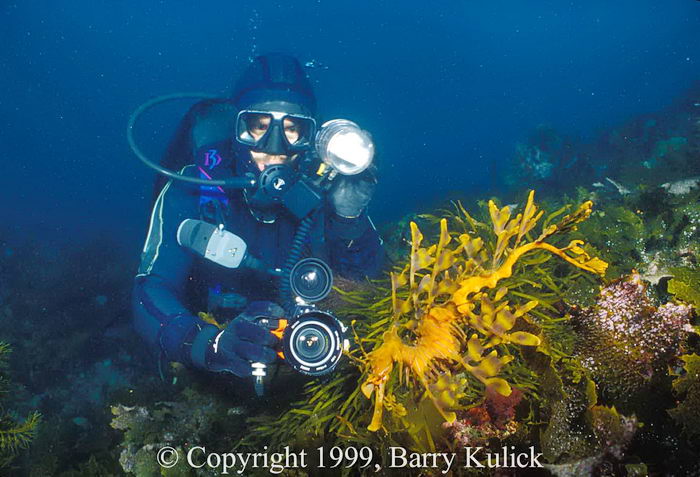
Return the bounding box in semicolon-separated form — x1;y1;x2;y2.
127;92;255;189
279;213;317;314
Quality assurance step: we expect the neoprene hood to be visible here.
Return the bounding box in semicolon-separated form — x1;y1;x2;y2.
231;53;317;117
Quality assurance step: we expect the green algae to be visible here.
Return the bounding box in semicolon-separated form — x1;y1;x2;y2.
0;342;40;468
668;354;700;441
668;267;700;309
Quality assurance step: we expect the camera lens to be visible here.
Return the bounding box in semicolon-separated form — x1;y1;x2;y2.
283;310;346;376
294;325;330;362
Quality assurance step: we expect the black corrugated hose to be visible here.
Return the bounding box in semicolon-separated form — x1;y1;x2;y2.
279;212;316;314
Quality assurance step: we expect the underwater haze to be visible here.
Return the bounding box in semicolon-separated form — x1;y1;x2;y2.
1;0;699;248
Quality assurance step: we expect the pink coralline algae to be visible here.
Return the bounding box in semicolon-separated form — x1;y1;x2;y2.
573;273;694;401
442;388;523;448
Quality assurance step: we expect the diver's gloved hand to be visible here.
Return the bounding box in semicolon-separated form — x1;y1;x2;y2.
329;170;377;219
204;301;284;377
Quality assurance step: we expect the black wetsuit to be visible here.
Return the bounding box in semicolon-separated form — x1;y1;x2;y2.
132;137;385;368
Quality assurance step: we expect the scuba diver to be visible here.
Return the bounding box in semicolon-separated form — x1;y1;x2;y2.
132;53;385;393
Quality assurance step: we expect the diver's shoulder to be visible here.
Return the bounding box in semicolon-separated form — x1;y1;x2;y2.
159;164;203;197
179;164;199;177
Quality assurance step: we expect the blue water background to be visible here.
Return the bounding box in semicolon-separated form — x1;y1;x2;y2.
1;0;699;251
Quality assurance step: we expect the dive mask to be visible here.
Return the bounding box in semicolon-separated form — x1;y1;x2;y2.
236;110;316;155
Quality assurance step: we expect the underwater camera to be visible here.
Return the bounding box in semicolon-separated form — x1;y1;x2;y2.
284;258;348;375
247;258;349;396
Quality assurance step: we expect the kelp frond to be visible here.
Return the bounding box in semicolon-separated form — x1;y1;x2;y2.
0;342;41;467
0;411;41;454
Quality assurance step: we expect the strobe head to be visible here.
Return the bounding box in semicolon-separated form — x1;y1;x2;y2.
290;258;333;303
282;310;346;376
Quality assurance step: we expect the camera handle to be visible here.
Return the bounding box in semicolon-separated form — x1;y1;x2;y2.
244;315;288;397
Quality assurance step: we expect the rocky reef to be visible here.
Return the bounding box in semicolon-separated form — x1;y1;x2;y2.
504;81;700;194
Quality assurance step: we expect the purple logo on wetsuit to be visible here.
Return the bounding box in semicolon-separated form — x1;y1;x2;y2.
204;149;223;169
199;149;226;196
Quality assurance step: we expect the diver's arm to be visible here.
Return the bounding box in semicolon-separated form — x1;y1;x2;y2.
132;166;219;368
325;168;385;279
326;210;386;280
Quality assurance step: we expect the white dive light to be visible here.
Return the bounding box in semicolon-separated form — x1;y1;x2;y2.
315;119;374;175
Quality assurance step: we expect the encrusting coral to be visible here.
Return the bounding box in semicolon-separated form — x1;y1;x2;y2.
359;191;607;435
572;273;694;403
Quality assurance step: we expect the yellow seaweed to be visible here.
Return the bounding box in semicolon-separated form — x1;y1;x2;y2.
361;191;607;432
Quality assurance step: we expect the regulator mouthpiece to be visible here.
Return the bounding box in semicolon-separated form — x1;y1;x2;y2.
315;119;374;176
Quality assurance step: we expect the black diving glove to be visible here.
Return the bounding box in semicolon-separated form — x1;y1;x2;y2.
205;301;283;377
329;170;376;219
